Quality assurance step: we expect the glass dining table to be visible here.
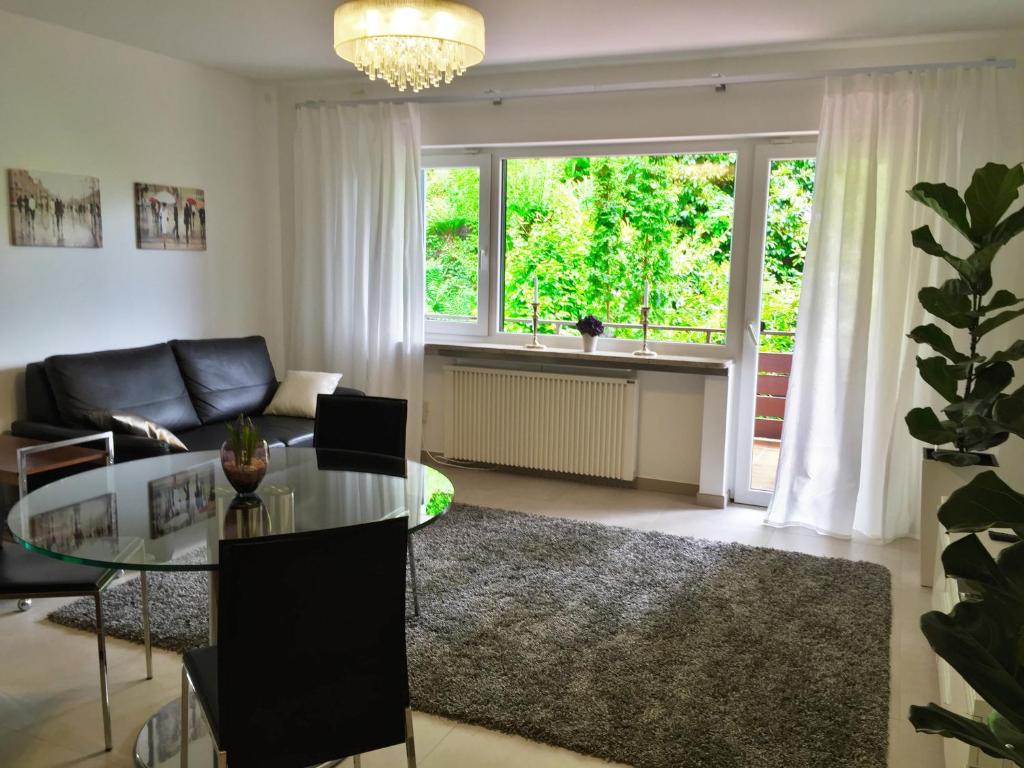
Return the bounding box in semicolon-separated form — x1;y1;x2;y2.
6;446;455;767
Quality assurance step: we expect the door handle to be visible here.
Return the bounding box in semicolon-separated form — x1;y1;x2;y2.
747;322;759;346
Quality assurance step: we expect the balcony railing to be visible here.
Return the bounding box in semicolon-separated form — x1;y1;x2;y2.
427;314;795;346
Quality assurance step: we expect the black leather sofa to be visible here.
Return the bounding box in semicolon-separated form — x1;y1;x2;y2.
11;336;361;462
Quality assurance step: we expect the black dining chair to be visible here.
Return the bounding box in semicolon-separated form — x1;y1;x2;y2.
313;393;408;457
180;517;415;768
312;393;425;614
1;433;153;752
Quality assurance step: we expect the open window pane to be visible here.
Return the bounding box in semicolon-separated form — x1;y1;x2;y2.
501;153;737;344
424;166;481;324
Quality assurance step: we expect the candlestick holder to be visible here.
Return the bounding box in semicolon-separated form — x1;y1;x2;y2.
633;306;658;357
524;301;546;349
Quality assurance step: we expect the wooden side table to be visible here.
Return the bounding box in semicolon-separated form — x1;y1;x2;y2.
0;434;108;491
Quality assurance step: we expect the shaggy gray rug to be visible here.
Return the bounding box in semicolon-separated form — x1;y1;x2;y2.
49;505;891;768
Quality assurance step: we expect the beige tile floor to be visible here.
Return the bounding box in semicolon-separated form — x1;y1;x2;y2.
0;465;943;767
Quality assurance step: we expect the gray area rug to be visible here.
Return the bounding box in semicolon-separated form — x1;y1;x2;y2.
49;504;891;768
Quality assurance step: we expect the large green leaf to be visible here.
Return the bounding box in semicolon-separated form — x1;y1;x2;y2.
973;361;1016;400
909;182;976;244
938;471;1024;535
920;605;1024;732
991;206;1024;246
979;308;1024;338
990;340;1024;364
917;356;963;402
911;226;999;292
906;406;957;445
910;704;1023;763
981;290;1024;316
908;323;968;362
995;386;1024;438
965;163;1024;240
919;279;975;328
940;533;1006;591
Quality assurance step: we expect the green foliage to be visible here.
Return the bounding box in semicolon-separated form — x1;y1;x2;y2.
906;162;1024;764
425;167;480;319
424;154;815;349
226;414;261;466
905;163;1024;463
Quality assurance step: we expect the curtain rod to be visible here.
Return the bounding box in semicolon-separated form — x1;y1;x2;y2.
296;57;1015;107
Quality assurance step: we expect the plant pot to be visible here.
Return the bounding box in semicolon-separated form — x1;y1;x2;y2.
220;440;269;495
919;447;998;588
582;334;599;353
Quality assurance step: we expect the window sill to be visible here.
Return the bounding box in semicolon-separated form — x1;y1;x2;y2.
424;341;731;377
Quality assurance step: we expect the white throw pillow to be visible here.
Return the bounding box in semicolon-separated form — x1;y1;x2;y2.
264;370;343;419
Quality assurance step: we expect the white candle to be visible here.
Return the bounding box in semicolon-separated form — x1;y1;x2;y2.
533;275;539;304
642;279;649;308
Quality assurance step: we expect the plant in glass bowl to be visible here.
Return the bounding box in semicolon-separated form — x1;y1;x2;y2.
575;315;605;353
220;415;269;495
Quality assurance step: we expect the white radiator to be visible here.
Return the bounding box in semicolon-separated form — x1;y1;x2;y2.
443;365;639;481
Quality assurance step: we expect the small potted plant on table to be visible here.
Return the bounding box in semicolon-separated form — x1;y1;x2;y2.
575;315;605;353
221;415;268;495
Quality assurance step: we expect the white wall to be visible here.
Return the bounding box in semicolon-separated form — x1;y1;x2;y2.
0;10;284;430
274;31;1024;488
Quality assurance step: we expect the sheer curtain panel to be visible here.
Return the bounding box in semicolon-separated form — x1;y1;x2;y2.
290;103;424;458
766;66;1024;541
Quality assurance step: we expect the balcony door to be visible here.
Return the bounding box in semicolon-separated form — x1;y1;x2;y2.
733;143;816;506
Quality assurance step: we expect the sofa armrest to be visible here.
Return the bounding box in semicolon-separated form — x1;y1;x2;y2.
10;420;173;462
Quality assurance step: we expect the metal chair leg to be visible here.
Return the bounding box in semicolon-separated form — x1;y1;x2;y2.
405;707;417;768
141;572;153;679
180;668;190;768
94;593;113;751
408;537;420;618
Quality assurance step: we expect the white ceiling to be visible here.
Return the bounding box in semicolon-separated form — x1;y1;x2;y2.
1;0;1022;80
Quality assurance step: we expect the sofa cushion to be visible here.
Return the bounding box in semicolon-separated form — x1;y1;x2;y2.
171;337;277;424
179;416;315;451
44;343;201;432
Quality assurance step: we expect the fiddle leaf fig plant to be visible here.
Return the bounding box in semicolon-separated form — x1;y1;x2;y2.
906;161;1024;763
905;162;1024;466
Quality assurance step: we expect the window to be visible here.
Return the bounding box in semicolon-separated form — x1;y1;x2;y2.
501;152;737;344
422;156;489;335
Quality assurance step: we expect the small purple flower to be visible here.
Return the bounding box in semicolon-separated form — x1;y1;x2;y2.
575;315;605;337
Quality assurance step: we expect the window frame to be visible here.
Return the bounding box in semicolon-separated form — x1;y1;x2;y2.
487;140;755;359
422;153;492;338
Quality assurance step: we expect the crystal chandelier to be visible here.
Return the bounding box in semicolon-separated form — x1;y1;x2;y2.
334;1;485;93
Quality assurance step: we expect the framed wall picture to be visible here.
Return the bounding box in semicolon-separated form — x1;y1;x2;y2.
7;169;102;248
134;182;206;251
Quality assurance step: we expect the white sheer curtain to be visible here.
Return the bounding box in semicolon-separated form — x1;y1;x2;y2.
766;66;1024;542
290;103;424;458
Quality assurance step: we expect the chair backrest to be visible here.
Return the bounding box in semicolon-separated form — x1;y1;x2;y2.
313;394;407;458
315;448;408;478
217;517;410;767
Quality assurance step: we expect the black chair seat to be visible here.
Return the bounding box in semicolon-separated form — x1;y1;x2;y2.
183;646;221;742
0;545;109;595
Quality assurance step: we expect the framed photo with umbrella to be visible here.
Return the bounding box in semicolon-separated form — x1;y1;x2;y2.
134;182;206;250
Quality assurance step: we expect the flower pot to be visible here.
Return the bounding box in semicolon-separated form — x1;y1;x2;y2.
919;448;998;588
582;334;599;353
220;440;269;495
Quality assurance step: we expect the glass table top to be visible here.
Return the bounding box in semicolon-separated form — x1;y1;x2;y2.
6;447;454;571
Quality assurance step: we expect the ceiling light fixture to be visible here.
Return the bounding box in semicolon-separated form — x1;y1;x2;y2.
333;0;485;93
